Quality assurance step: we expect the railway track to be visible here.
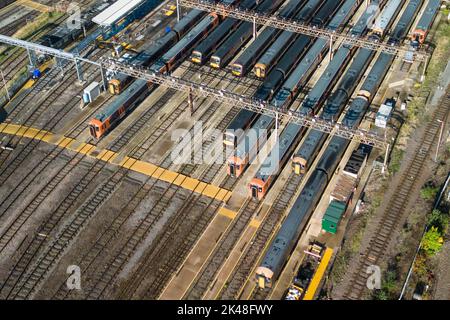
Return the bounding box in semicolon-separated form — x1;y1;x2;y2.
217;173;304;299
342;89;450;300
183;199;260;299
0;50;106;185
45;65;239;300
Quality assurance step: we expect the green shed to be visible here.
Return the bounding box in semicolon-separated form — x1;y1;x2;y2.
322;201;346;234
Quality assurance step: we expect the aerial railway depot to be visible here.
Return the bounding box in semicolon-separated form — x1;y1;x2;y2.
0;0;448;304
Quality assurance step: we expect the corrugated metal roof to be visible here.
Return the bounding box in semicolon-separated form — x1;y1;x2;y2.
92;0;143;27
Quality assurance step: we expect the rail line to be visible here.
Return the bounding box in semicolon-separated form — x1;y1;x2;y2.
0;49;105;185
342;88;450;300
183;199;260;299
48;64;249;300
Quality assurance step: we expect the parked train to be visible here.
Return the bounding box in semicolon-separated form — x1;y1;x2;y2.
371;0;405;36
248;0;354;199
291;0;403;175
151;13;220;73
39;1;109;49
191;0;255;65
253;0;324;79
231;0;306;77
108;9;205;94
411;0;440;45
223;0;327;148
228;0;359;179
255;0;421;289
209;0;285;69
89;13;219;139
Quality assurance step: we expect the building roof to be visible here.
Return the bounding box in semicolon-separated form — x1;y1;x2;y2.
92;0;143;27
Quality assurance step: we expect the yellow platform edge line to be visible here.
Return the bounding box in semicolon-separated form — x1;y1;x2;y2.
218;207;238;220
303;248;334;300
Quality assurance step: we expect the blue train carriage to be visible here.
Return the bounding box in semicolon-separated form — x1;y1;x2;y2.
249;124;304;200
227;115;275;177
256;0;421;289
191;0;253;65
231;0;307;77
272;0;361;110
253;0;324;79
209;0;285;69
255;169;329;288
151;12;221;73
412;0;440;45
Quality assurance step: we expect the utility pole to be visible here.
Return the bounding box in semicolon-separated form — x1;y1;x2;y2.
176;0;181;22
1;69;11;101
435;119;445;162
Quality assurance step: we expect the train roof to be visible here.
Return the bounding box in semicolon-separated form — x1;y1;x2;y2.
416;0;440;31
92;0;143;27
372;0;404;33
327;0;359;30
172;9;205;35
234;115;274;158
311;0;344;26
390;0;423;42
278;0;307;19
95;80;147;121
294;0;324;23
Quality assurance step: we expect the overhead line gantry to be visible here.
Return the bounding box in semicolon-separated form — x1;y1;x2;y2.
175;0;429;62
0;34;388;150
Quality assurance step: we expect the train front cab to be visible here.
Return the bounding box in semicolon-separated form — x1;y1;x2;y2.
231;63;244;77
227;156;248;177
89;119;107;139
292;156;307;175
210;55;222;69
255;267;274;289
249;177;270;200
254;63;267;78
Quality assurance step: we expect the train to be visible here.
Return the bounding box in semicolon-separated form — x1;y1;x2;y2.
191;0;254;65
223;0;331;148
228;0;359;179
291;0;403;175
253;0;324;79
411;0;440;45
39;1;109;49
248;0;356;200
255;0;422;289
89;12;219;139
209;0;285;69
108;9;205;94
272;0;360;110
231;0;306;77
151;13;220;73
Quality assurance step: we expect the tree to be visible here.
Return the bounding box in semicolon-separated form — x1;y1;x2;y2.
428;209;449;233
422;227;444;256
